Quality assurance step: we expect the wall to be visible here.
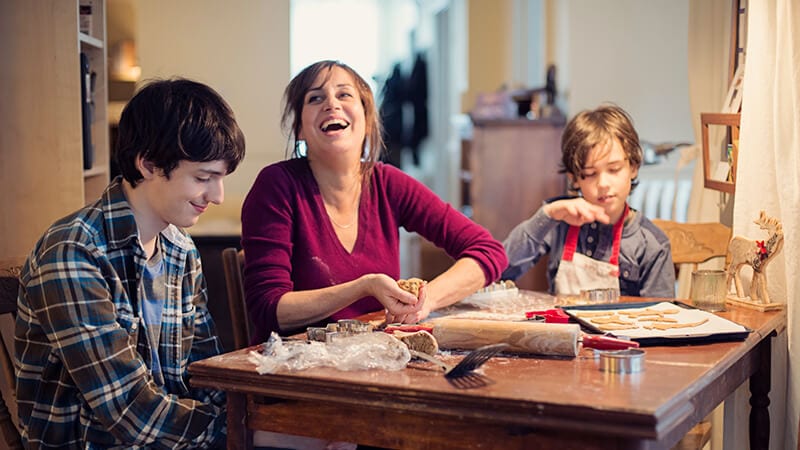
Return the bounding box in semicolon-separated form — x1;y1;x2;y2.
462;0;513;112
556;0;693;143
127;0;693;219
135;0;290;232
462;0;693;144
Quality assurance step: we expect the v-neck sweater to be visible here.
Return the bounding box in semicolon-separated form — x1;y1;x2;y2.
242;159;507;343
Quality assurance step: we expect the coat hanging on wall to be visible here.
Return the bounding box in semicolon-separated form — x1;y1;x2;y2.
380;63;407;168
408;52;429;167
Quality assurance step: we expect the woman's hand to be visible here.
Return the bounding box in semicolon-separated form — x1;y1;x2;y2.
385;283;429;324
544;197;610;226
366;274;422;321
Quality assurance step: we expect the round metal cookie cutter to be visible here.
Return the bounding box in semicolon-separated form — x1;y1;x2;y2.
580;288;620;303
598;348;645;374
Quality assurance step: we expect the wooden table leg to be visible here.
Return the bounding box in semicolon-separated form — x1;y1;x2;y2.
749;336;772;450
227;393;253;450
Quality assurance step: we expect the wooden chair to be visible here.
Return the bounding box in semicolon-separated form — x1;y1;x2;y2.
651;219;732;275
221;248;251;350
652;220;731;450
0;258;24;449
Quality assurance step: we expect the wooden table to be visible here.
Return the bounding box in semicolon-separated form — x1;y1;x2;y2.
189;299;785;450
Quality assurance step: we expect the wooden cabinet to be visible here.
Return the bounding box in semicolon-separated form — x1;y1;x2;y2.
0;0;108;258
468;118;566;291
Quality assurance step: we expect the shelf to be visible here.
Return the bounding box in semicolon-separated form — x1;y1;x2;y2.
83;167;108;179
109;74;138;83
1;0;109;257
79;32;103;49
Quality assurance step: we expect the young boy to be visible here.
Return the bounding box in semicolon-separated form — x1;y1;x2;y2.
502;104;674;298
16;78;246;448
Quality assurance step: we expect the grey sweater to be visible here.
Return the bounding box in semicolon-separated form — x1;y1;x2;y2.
502;205;675;298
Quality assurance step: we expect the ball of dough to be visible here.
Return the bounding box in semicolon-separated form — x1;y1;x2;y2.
397;277;425;297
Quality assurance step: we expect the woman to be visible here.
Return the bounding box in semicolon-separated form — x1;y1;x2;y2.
241;60;507;344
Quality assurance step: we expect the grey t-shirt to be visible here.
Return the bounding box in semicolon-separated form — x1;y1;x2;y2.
141;243;166;386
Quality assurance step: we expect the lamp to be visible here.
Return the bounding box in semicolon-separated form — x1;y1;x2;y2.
109;39;141;82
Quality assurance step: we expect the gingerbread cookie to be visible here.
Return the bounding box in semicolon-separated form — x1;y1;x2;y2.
644;319;709;330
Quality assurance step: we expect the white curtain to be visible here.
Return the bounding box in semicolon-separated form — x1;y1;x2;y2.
734;1;798;448
688;1;797;448
684;0;733;301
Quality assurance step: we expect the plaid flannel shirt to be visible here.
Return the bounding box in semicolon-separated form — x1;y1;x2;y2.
16;178;226;449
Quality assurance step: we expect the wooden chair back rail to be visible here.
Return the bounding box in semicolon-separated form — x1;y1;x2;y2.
651;219;732;272
222;248;251;350
0;258;25;449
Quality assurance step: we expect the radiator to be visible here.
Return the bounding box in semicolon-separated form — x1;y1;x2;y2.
629;154;694;223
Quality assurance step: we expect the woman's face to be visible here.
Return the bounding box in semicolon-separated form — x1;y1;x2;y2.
298;66;366;158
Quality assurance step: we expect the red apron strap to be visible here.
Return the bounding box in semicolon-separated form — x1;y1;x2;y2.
609;204;629;267
562;226;580;262
563;204;628;266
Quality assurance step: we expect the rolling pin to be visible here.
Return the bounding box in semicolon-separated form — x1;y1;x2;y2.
427;318;580;357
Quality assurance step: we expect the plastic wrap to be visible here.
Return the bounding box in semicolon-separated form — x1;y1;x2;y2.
249;332;411;374
432;289;556;321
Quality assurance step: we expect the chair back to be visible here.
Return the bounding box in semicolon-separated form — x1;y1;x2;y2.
651;219;732;273
0;258;24;449
222;248;251;350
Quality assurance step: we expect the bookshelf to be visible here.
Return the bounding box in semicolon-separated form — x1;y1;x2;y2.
0;0;109;258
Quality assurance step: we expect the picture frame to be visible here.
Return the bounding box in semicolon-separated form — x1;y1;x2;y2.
701;113;740;194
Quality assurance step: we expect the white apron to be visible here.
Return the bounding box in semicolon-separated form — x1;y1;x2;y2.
553;205;628;296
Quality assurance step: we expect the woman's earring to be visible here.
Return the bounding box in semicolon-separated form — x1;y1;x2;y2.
294;140;307;157
362;138;371;161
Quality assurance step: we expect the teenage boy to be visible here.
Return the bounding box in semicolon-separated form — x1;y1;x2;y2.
16;78;245;448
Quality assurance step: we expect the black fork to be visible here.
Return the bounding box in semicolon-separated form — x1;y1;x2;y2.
409;343;509;389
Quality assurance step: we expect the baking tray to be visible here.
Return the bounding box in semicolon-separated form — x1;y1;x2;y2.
562;301;751;347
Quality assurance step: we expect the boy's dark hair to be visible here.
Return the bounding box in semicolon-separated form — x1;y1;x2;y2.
115;78;246;186
560;104;642;189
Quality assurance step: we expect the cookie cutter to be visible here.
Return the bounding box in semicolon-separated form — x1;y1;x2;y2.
597;348;645;374
307;319;374;342
580;288;620;303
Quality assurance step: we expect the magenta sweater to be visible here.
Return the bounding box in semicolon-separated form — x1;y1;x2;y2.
241;159;507;343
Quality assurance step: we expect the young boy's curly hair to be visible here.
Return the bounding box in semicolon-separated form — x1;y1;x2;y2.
560;104;643;190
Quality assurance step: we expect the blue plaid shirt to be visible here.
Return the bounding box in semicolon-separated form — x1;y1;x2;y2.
16;177;226;449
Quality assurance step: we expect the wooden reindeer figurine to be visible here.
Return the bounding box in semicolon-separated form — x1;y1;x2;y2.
726;210;784;305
